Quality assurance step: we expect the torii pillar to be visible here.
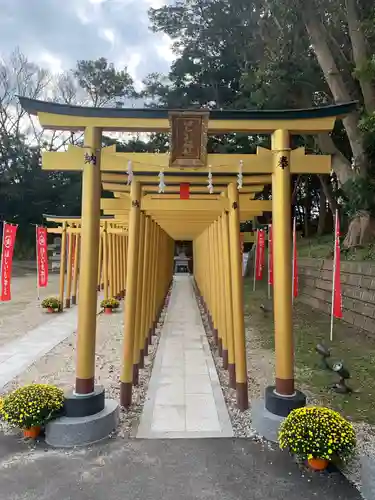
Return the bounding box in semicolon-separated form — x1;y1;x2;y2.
74;126;102;396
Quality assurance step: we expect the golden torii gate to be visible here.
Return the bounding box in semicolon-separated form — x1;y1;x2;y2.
18;97;356;425
44;216;128;307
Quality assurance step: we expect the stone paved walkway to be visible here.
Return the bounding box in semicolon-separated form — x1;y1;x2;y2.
137;275;233;438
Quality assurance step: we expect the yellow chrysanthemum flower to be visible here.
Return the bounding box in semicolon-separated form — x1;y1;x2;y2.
278;406;356;462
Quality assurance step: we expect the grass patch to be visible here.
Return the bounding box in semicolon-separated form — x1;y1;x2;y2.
244;278;375;425
297;234;375;261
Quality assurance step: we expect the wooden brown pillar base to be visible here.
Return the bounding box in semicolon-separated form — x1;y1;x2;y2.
148;328;153;345
222;349;228;370
75;376;95;395
236;382;249;411
275;377;295;396
218;338;223;357
139;349;145;369
144;336;149;356
228;364;236;389
65;298;71;309
72;295;77;305
213;328;218;345
133;364;139;386
120;382;132;408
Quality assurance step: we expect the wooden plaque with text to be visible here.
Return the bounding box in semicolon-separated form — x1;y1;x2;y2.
169;111;209;168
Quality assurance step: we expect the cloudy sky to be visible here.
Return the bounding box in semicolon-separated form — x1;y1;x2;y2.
0;0;174;88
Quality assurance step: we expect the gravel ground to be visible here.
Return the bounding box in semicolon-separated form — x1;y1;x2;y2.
0;300;164;439
199;303;374;496
0;273;61;346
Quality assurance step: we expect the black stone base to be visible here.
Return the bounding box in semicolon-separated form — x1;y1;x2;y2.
64;386;105;418
264;385;306;418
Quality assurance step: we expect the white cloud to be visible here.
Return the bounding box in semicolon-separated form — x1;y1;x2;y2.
0;0;174;85
36;52;64;74
100;28;116;46
156;34;175;63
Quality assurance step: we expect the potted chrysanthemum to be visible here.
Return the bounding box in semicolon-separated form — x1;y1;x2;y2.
278;406;356;471
100;297;120;314
0;383;64;439
41;296;62;313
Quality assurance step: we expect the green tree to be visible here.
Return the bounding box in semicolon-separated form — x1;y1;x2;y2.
0;132;81;255
147;0;375;245
73;57;136;107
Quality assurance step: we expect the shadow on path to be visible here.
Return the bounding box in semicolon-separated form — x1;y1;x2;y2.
0;436;361;500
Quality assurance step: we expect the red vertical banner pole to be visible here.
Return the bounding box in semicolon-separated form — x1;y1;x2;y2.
0;223;18;302
36;226;49;296
0;222;4;304
253;230;258;291
330;210;342;341
240;232;244;276
71;235;76;279
256;229;265;281
268;224;273;299
36;226;40;300
292;217;298;303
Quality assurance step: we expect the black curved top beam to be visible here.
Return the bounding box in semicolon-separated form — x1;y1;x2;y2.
43;214;115;220
18;96;357;121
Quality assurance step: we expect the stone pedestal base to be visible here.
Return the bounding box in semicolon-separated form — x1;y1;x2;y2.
361;454;375;500
252;387;306;443
45;399;119;448
251;399;285;443
64;385;105;417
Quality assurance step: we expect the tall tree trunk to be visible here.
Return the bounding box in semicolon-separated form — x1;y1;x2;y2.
304;207;309;238
345;0;375;114
302;6;368;176
317;183;327;236
318;174;339;215
303;6;375;248
316;134;354;186
304;193;312;238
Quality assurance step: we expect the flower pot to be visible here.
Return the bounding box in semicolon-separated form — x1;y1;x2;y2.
104;307;113;314
47;307;54;313
23;426;41;439
307;458;329;471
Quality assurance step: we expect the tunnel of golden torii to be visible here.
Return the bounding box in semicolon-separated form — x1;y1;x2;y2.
19;96;356;417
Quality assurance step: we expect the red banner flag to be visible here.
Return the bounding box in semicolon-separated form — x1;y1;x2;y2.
36;226;48;288
256;229;266;281
240;232;244;256
180;183;190;200
0;223;18;301
292;218;298;298
268;224;273;285
71;235;76;278
332;214;343;319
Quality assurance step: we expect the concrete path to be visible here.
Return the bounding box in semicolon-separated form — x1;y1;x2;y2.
137;275;233;438
0;436;361;499
0;307;78;391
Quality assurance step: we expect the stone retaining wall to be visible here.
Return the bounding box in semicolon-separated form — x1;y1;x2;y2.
298;258;375;336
